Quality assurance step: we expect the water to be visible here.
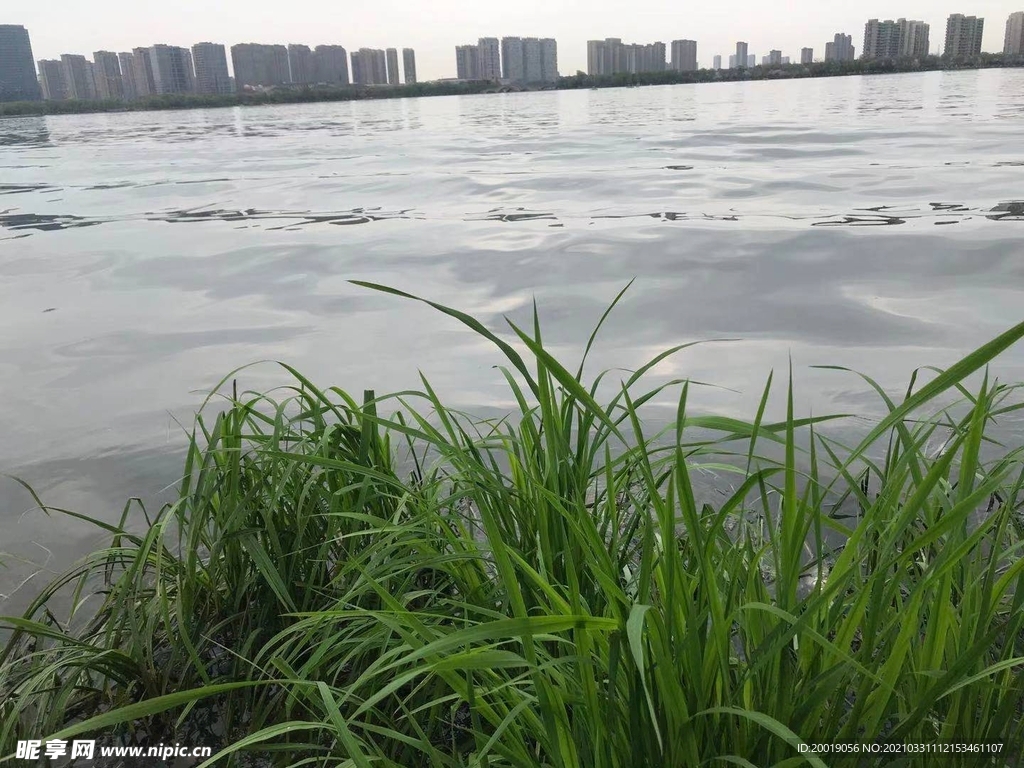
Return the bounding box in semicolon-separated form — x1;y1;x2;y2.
2;69;1023;608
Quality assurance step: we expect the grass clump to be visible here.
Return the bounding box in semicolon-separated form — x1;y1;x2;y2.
2;284;1024;767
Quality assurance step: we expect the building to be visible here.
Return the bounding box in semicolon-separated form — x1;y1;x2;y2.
767;49;783;65
230;43;289;90
92;51;124;99
540;39;557;82
825;33;856;61
728;54;737;68
712;54;722;69
402;48;417;83
624;42;665;73
60;54;96;100
117;52;137;99
587;40;604;75
801;47;814;64
478;37;501;80
191;43;231;94
863;20;902;59
898;19;931;57
314;45;349;85
1007;12;1024;55
670;39;697;71
37;59;66;100
501;37;524;81
0;24;41;101
587;38;664;75
386;48;399;85
735;41;748;68
352;48;387;85
129;47;155;96
523;38;543;82
945;14;985;57
287;44;314;85
149;45;194;94
455;45;480;79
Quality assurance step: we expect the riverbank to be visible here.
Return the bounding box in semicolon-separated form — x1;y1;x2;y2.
2;287;1023;766
2;53;1022;118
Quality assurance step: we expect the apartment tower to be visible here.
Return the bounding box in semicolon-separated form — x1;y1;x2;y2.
1006;12;1024;55
944;14;985;57
92;51;124;99
385;48;400;85
0;24;41;101
402;48;417;83
670;39;698;71
192;43;231;94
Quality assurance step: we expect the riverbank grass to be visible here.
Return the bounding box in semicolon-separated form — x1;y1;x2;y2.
2;285;1024;767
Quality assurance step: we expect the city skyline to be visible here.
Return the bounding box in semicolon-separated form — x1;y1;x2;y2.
8;1;1021;80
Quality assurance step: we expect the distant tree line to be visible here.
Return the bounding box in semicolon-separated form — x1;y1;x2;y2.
2;53;1021;117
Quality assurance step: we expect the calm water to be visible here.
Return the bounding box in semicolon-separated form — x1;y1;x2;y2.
2;68;1023;607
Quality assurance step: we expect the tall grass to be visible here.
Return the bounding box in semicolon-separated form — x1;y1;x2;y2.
2;285;1024;767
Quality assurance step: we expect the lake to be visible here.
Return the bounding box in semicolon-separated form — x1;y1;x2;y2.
1;68;1023;608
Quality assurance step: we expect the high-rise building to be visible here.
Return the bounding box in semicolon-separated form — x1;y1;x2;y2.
0;25;41;101
352;48;387;85
60;54;97;100
314;45;349;85
455;45;480;79
230;44;289;90
728;54;737;68
149;45;195;94
735;41;749;68
747;54;756;67
825;33;856;61
117;52;137;99
478;38;501;80
287;44;314;84
402;48;417;83
192;43;231;94
523;38;543;82
587;40;604;75
801;47;814;64
540;39;557;82
767;50;783;65
386;48;400;85
712;54;722;69
37;59;66;100
1006;12;1024;55
91;51;124;99
945;14;985;57
350;50;365;84
670;39;698;71
898;19;931;57
501;37;524;81
131;47;156;97
863;19;902;59
587;38;664;75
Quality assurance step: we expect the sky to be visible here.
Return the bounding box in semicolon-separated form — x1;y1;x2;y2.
11;0;1022;81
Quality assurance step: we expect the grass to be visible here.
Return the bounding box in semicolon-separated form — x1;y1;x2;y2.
2;283;1024;767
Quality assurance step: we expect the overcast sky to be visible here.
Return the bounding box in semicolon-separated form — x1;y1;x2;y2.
13;0;1021;80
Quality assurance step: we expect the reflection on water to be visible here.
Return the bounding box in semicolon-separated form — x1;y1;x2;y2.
1;68;1024;607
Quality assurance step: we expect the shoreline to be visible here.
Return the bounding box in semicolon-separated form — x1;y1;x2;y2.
2;53;1022;119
